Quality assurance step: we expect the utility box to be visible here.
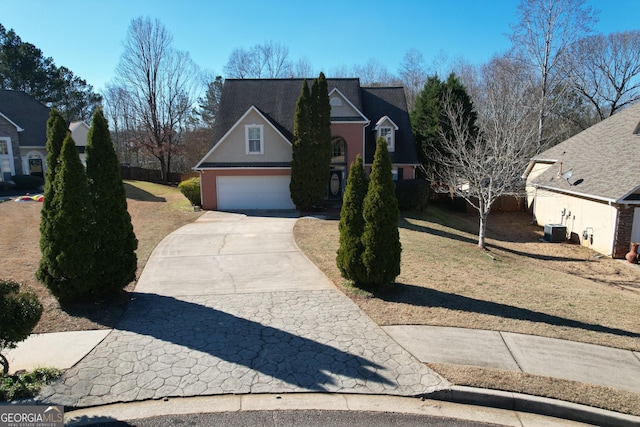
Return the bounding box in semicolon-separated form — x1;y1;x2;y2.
544;224;567;243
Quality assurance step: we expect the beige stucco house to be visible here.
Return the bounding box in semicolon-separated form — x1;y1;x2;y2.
194;78;419;210
524;102;640;258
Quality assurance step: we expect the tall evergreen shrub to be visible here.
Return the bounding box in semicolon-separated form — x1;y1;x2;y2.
85;109;138;294
361;138;402;288
336;155;368;282
36;134;95;300
39;110;68;274
290;79;313;209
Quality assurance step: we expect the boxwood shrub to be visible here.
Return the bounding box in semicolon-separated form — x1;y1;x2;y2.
178;177;201;206
11;175;44;190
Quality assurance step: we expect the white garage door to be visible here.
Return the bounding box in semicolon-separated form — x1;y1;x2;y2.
217;176;295;210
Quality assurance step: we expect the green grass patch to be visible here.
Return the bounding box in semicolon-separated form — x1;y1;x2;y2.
0;367;62;401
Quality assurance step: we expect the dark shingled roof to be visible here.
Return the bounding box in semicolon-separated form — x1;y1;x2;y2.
207;78;418;167
362;86;419;165
0;89;50;147
530;101;640;203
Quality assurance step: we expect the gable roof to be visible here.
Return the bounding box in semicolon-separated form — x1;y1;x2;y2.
205;78;418;166
0;89;50;147
209;78;364;146
362;87;419;165
529;102;640;203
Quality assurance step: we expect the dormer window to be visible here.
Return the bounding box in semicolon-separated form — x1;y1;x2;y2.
375;116;398;153
379;126;394;152
245;124;264;154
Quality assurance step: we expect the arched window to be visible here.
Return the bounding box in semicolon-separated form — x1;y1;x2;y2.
331;137;346;164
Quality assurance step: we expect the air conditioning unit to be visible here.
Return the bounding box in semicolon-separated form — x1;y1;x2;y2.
544;224;566;243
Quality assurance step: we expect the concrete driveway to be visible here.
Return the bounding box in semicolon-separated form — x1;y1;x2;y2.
40;211;446;408
135;211;332;296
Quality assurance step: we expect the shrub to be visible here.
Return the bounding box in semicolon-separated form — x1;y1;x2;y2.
360;138;402;289
395;179;430;211
0;367;62;400
0;280;43;375
336;155;368;282
178;177;201;206
36;134;95;301
0;181;14;192
85;108;138;295
10;175;43;190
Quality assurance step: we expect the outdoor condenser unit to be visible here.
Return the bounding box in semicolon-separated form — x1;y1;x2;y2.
543;224;567;243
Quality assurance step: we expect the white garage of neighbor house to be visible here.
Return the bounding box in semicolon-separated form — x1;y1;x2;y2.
524;101;640;259
194;78;420;211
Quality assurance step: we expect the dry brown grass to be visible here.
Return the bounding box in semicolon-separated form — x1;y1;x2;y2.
294;205;640;415
294;206;640;352
0;180;203;333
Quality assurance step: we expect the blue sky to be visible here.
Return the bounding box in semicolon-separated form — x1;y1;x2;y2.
1;0;639;93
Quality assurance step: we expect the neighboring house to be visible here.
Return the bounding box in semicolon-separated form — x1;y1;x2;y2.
69;120;90;165
0;89;91;183
0;89;50;181
194;78;419;210
524;102;640;258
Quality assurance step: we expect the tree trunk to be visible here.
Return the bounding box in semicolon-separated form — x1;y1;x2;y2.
478;210;488;249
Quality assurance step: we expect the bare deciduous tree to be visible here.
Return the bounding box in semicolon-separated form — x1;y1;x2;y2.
114;17;200;180
399;48;428;111
434;60;538;249
509;0;597;152
223;41;292;78
562;30;640;120
353;59;399;87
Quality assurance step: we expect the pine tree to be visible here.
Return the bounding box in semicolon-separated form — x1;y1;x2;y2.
336;155;368;282
85;109;138;294
36;134;95;300
361;138;402;288
290;79;313;209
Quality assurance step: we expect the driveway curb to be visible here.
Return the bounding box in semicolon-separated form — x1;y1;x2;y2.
430;386;640;427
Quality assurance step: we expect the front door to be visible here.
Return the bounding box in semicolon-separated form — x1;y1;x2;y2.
29;158;44;179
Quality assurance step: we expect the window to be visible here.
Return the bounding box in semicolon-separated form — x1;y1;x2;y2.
0;140;7;155
245;125;264;154
331;137;346;164
379;126;394;152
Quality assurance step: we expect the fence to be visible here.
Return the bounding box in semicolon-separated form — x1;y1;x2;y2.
120;165;198;184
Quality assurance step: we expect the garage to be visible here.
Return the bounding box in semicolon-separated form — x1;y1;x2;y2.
217;176;296;210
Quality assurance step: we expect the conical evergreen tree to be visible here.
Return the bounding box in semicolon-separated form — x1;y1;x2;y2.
336;155;368;282
312;72;332;206
38;110;68;285
290;79;313;209
40;110;69;270
361;137;402;288
85;109;138;294
36;134;95;300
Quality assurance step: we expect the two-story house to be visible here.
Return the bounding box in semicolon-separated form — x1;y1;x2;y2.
194;78;419;210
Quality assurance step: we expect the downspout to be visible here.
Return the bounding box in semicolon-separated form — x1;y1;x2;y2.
609;200;618;257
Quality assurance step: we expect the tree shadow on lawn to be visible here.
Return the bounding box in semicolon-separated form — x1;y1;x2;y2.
375;283;640;339
399;217;586;263
124;183;166;202
113;292;394;392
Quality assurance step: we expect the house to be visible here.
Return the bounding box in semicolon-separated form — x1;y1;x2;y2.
0;89;91;183
0;89;50;181
69;120;90;165
194;78;419;210
524;102;640;258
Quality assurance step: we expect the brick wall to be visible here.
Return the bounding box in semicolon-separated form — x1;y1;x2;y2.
612;206;635;258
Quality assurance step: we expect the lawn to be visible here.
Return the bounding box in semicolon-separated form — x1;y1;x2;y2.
294;204;640;416
0;180;203;333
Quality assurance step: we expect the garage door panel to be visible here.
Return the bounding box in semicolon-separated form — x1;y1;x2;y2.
217;176;295;210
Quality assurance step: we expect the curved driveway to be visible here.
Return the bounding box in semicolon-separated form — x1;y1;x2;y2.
40;211;447;408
